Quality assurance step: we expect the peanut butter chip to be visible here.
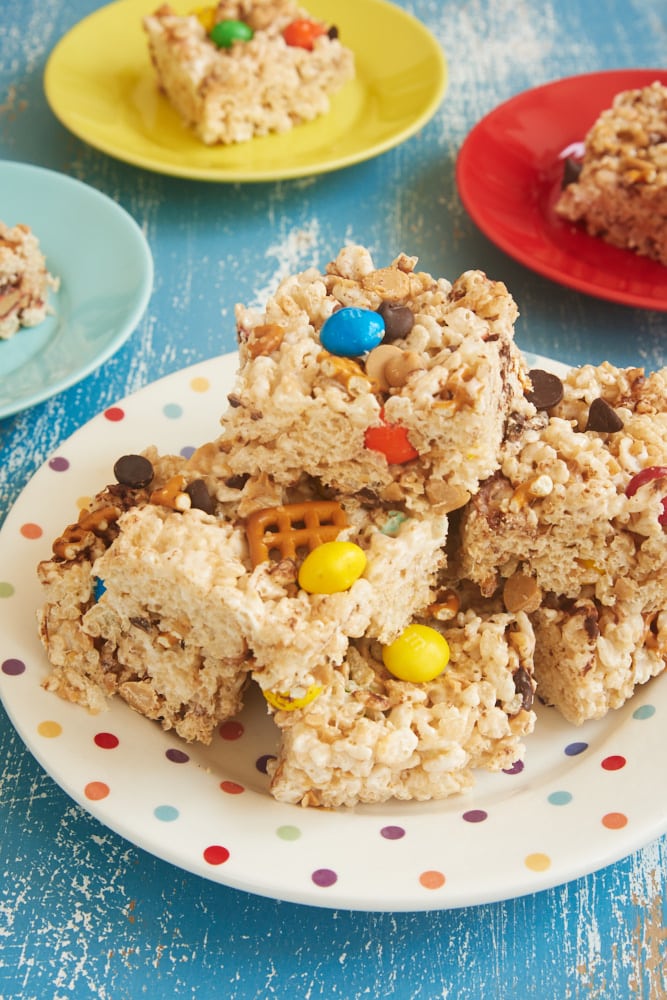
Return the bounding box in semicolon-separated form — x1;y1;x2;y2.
0;287;24;317
525;369;564;410
425;481;471;513
585;397;624;433
384;350;426;388
503;573;542;613
361;267;411;301
364;344;403;390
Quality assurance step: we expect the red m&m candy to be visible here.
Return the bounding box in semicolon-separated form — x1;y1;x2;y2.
625;466;667;526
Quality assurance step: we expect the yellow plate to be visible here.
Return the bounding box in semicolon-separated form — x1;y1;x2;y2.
44;0;447;182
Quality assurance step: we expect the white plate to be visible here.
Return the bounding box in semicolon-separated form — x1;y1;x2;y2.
0;161;153;419
1;352;665;911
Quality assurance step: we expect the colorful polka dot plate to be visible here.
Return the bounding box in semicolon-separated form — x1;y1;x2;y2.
0;162;153;419
43;0;447;182
1;353;666;911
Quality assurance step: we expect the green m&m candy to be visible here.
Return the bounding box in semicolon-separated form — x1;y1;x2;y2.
209;19;253;48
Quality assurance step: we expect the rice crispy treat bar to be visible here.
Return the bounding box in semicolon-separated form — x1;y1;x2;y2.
92;491;449;702
221;245;534;515
555;81;667;266
0;221;59;340
238;499;449;696
457;362;667;608
268;609;537;807
143;1;354;145
532;597;667;726
38;447;450;734
37;450;252;744
35;244;558;805
456;361;667;720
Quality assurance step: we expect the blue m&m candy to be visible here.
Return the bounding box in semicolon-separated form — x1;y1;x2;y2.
320;307;385;357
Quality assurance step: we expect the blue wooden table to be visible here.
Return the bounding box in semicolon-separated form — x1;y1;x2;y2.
1;1;666;997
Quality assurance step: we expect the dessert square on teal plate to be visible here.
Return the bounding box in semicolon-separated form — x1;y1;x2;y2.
0;161;153;419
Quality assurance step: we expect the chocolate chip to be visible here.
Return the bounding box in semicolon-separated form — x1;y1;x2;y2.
224;473;250;490
185;479;215;514
525;369;564;410
377;301;414;342
585;397;624;433
113;454;154;489
513;666;534;712
583;611;600;642
327;25;339;39
561;156;582;188
129;616;152;632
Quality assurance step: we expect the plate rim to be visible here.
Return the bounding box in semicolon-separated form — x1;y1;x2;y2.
43;0;448;182
0;160;153;419
1;351;666;911
456;68;667;311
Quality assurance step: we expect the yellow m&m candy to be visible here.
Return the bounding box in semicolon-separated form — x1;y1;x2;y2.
263;685;322;711
382;624;450;683
298;541;366;594
191;5;217;31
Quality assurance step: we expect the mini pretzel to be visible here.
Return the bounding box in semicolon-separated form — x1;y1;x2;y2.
246;323;286;358
318;351;372;392
426;589;461;621
52;524;94;561
78;505;120;534
150;475;191;511
245;500;348;567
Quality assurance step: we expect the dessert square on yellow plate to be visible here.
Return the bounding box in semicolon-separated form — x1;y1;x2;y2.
44;0;447;181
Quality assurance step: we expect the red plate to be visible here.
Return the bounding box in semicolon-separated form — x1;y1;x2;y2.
456;69;667;310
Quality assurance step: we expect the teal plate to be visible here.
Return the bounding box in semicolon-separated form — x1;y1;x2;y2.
0;161;153;419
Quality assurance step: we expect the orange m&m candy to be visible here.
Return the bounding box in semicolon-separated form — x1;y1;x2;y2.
364;409;419;464
283;18;327;50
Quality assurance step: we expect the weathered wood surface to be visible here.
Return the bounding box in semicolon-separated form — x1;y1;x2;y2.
1;1;666;997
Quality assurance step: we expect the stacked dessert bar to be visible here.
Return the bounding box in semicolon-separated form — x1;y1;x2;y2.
37;246;667;806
